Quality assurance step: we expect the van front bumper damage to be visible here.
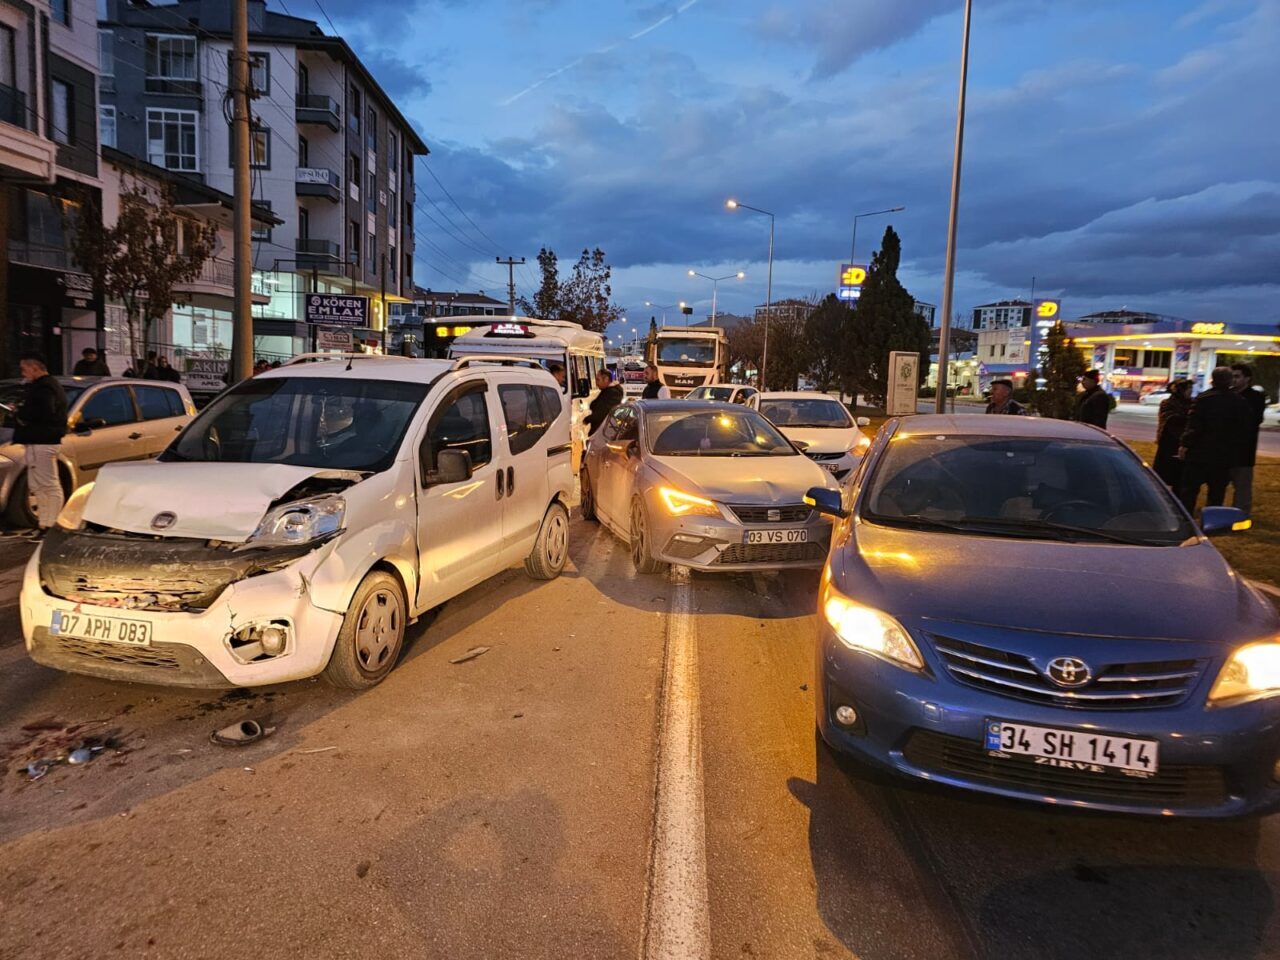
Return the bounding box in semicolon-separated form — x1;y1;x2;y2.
22;528;346;688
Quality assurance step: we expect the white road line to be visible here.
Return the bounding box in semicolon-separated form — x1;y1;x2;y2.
641;564;711;960
1250;578;1280;600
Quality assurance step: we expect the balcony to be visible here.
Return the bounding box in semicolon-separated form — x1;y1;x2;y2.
296;238;343;274
296;167;340;203
145;76;202;97
295;94;340;132
174;257;270;304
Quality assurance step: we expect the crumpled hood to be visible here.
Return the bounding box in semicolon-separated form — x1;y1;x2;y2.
778;425;858;455
83;461;350;541
835;520;1277;643
651;454;834;504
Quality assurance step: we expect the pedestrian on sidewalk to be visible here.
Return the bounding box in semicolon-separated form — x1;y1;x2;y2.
641;362;671;400
1153;380;1193;491
155;356;181;383
13;353;68;531
72;347;109;376
1179;366;1251;515
1229;362;1266;515
984;379;1024;415
1074;369;1110;428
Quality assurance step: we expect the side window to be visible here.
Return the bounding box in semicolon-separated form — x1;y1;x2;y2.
166;389;188;417
601;406;626;442
79;386;136;426
134;385;177;421
617;407;638;440
534;386;563;425
424;386;492;474
571;354;590;398
499;383;553;456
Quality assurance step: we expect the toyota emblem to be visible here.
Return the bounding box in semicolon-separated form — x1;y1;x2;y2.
1046;656;1091;688
150;511;177;531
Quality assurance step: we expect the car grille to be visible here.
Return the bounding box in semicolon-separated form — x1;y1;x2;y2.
903;730;1227;808
806;452;843;462
728;503;812;523
52;636;182;671
930;635;1202;709
716;542;827;565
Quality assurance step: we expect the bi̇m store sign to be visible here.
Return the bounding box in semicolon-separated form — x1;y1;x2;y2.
305;293;369;327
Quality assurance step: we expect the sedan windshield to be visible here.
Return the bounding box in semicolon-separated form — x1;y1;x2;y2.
691;386;737;402
164;376;428;472
760;398;852;428
864;434;1194;545
657;339;716;365
645;408;796;457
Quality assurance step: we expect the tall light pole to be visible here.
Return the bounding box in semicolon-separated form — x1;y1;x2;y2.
645;300;685;325
850;206;905;264
726;199;774;387
687;270;745;324
935;0;973;414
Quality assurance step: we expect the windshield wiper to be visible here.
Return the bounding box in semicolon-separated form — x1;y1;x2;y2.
954;516;1168;546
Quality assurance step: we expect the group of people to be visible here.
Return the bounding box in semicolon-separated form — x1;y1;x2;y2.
583;362;669;437
983;368;1112;426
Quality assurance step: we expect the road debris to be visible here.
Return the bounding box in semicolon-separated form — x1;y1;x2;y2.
210;720;277;747
297;746;337;755
449;646;490;664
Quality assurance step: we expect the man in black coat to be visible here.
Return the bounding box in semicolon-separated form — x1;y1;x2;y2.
13;353;68;530
1229;362;1267;515
1073;369;1110;428
586;368;624;436
71;347;109;376
1179;366;1252;514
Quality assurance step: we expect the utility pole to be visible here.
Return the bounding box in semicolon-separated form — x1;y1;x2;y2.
229;0;253;383
380;252;388;355
496;256;525;315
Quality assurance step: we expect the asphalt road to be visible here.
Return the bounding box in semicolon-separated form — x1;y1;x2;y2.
2;520;1279;959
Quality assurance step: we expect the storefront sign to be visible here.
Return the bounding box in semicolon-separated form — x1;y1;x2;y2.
304;293;368;326
1191;322;1225;335
1173;341;1192;378
316;327;353;350
185;356;228;391
1092;344;1107;370
837;263;868;302
886;351;919;417
61;272;94;308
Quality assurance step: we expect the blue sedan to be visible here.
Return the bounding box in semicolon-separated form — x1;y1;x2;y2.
805;414;1280;817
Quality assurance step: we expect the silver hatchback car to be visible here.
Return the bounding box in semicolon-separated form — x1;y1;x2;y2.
580;400;839;573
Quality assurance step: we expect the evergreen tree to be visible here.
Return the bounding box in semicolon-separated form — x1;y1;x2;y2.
1033;321;1088;419
805;294;850;391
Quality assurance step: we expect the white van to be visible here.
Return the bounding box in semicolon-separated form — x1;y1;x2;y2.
21;354;573;689
450;317;606;469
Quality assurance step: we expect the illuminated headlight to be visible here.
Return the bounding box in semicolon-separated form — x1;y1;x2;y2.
658;487;719;518
851;434;871;456
1208;642;1280;705
821;580;923;669
250;495;345;546
55;482;95;531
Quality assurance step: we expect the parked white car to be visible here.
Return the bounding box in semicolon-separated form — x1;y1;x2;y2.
684;384;759;405
751;391;871;483
21;355;573;689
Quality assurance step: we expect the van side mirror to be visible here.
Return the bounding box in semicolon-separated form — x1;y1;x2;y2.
1200;506;1250;535
856;416;870;427
805;486;848;519
423;447;473;486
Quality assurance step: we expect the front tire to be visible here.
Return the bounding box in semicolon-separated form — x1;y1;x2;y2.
323;570;406;689
630;498;665;575
579;466;597;521
525;501;569;581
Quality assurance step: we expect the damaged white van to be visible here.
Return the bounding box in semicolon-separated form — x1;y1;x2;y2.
20;355;573;689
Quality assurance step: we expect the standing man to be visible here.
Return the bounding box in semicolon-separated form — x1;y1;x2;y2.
1229;362;1266;515
13;353;68;532
641;362;671;400
1179;366;1251;514
983;379;1024;415
72;347;109;376
1153;380;1193;491
586;368;624;437
1074;369;1110;428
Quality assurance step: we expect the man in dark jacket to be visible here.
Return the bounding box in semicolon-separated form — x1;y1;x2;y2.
984;379;1024;415
1179;366;1252;514
586;369;624;436
641;363;671;400
13;353;68;530
72;347;109;376
1229;362;1266;515
1153;380;1192;491
1073;369;1110;427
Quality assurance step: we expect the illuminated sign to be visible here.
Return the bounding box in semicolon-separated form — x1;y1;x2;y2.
1036;299;1060;319
487;322;532;337
304;293;368;327
838;263;868;302
1191;322;1225;335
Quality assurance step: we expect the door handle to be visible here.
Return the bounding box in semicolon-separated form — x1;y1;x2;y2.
128;432;143;440
174;425;183;432
496;469;505;500
506;466;514;498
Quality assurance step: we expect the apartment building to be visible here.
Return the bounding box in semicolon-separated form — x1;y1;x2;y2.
1;0;102;375
99;0;428;358
971;299;1032;330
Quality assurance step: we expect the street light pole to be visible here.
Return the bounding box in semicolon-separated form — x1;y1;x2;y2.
726;200;774;386
850;206;905;264
688;270;745;324
935;0;973;415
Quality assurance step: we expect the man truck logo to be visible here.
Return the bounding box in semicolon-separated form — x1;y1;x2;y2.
1036;300;1060;319
150;512;177;531
1045;656;1091;688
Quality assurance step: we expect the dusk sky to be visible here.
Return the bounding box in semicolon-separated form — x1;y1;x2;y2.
297;0;1279;336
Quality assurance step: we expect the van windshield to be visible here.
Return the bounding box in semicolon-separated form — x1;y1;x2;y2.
163;376;428;473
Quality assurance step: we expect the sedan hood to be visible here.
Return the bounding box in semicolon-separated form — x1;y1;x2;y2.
836;521;1277;644
650;453;833;504
778;425;857;455
82;461;354;541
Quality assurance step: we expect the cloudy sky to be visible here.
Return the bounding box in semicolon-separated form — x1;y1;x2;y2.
299;0;1279;337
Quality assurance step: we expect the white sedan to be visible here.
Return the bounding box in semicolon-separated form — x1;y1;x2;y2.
751;391;871;483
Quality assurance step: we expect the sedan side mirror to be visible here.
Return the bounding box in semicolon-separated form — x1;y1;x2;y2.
424;447;473;486
1200;506;1250;535
856;416;870;427
76;417;108;433
805;486;848;519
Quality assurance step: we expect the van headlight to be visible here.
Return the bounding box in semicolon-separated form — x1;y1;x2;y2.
1208;641;1280;705
250;495;346;547
56;482;95;531
821;580;923;669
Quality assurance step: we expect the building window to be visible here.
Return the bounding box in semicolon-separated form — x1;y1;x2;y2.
298;207;309;240
99;104;116;147
298;134;308;167
366;107;376;152
368;232;377;275
367;172;376;214
51;79;72;145
349;153;360;196
348;85;360;135
229;123;270;168
252;201;272;242
98;30;114;77
146;34;198;80
0;26;15;90
297;62;309;96
52;0;71;26
147;108;199;171
389;131;398;171
227;51;269;96
349;221;360;264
